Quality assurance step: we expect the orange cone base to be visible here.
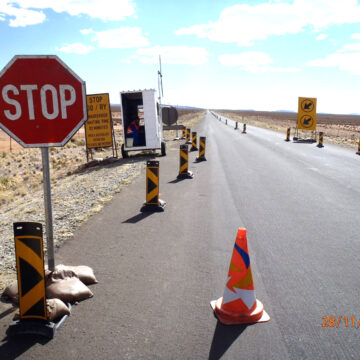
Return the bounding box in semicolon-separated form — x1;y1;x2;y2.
210;297;270;325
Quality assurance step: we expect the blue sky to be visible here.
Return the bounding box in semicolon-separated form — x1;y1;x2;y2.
1;0;360;114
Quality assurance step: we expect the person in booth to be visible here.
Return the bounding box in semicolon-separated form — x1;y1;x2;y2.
126;116;141;146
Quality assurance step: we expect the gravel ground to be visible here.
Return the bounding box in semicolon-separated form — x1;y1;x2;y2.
0;110;205;291
0;151;145;290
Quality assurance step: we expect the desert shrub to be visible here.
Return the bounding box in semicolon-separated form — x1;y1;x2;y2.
72;139;85;146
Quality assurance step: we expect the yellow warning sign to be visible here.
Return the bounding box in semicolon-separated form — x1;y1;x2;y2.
85;93;113;149
297;97;317;130
14;222;47;321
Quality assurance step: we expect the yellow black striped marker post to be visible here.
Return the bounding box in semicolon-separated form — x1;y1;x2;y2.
14;222;47;321
285;128;290;142
186;128;191;144
190;132;198;151
141;161;165;212
8;222;70;338
181;127;186;139
356;139;360;155
242;124;247;134
178;144;193;179
235;122;238;130
317;132;324;148
196;136;207;162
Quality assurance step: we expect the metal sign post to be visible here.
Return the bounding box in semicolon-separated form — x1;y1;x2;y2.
41;147;55;271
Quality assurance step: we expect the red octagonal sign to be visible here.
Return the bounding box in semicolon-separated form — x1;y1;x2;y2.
0;55;87;147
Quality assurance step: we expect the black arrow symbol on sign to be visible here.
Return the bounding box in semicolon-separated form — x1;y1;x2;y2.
304;102;313;110
303;117;311;125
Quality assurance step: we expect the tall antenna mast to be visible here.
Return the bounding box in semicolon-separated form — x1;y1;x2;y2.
158;55;164;104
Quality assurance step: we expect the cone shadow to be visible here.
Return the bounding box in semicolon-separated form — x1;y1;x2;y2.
208;321;248;360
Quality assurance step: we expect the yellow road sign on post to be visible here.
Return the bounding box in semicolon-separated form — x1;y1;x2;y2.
298;97;317;130
85;93;114;149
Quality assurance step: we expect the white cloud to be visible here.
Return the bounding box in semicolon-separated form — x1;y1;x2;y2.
308;36;360;75
88;27;149;48
340;43;360;52
134;46;209;65
80;28;93;35
308;52;360;75
175;1;360;46
352;33;360;39
0;3;45;27
218;52;299;73
57;43;95;54
316;34;328;40
0;0;135;27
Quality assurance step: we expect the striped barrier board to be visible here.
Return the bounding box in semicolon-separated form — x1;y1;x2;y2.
186;128;191;144
181;128;186;139
14;222;47;321
196;137;207;162
8;223;71;338
317;132;324;148
190;131;198;151
141;161;165;212
285;128;290;142
177;144;193;179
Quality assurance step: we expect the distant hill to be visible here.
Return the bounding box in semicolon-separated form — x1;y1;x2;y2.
175;105;204;110
110;104;204;111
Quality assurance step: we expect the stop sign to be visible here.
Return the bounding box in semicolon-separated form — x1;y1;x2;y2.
0;55;87;147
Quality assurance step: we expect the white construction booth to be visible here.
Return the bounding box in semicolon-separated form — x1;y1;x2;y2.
120;89;166;158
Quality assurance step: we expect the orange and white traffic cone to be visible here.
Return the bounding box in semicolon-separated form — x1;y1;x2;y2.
211;228;270;325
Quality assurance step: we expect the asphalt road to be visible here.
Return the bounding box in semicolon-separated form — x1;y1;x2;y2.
1;111;360;359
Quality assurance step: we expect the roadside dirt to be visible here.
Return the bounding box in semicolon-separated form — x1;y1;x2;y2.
217;110;360;149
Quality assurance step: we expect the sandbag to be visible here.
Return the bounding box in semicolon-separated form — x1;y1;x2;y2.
46;274;93;303
2;281;18;304
46;298;70;321
50;267;78;281
55;264;98;285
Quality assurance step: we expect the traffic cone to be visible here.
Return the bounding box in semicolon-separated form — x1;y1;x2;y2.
211;228;270;325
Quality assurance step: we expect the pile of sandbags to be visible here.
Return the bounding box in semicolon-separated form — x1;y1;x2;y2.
46;265;96;303
1;264;97;322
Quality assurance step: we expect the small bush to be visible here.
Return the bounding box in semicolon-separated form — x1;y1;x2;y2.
73;139;85;146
